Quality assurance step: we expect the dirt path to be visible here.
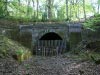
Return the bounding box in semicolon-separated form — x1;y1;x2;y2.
0;55;100;75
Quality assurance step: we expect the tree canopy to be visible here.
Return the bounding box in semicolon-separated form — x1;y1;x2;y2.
0;0;100;22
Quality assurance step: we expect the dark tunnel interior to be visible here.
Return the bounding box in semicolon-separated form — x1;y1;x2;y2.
39;32;62;40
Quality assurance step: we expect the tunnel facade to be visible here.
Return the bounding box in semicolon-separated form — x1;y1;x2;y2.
19;23;82;56
31;24;69;56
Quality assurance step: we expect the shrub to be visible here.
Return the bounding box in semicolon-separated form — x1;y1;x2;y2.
83;14;100;31
14;49;32;63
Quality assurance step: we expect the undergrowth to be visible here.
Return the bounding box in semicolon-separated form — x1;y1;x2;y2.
69;49;100;63
0;35;32;63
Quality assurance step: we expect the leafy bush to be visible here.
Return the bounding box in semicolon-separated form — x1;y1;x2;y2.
14;49;32;62
0;49;7;58
83;14;100;31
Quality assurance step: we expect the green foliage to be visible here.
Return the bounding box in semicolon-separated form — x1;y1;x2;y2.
0;38;8;58
0;49;7;58
98;0;100;5
15;49;24;55
83;14;100;31
0;36;32;62
0;1;6;18
14;49;32;63
0;0;99;22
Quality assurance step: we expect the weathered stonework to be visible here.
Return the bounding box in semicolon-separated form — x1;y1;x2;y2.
19;23;82;55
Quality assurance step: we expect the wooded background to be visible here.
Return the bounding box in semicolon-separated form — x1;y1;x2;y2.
0;0;100;22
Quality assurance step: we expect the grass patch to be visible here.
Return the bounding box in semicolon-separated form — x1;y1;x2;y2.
0;35;32;62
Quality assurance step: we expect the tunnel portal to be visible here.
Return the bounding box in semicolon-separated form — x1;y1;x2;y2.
35;32;67;56
19;23;75;56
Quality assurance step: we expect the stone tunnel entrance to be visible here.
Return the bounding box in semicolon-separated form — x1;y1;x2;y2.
35;32;67;56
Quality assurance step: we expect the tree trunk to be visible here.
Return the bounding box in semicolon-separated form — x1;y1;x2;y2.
47;0;53;21
69;1;72;21
5;0;8;16
83;0;86;20
18;0;21;17
27;0;30;17
76;0;80;21
37;0;39;20
98;4;99;13
32;0;36;19
66;0;69;20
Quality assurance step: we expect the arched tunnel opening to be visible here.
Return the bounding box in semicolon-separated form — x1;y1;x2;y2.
34;32;69;56
39;32;62;40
